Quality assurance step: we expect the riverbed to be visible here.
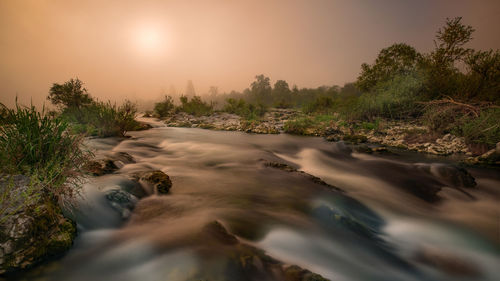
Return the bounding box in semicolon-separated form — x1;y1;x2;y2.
12;120;500;281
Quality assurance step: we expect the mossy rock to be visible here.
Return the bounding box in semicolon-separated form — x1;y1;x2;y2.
140;170;172;194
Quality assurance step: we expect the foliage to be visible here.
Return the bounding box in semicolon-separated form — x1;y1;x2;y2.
346;72;425;120
223;98;267;120
47;78;93;109
250;74;272;104
463;49;500;102
453;108;500;148
356;43;422;92
272;80;292;108
61;100;140;137
302;96;336;114
178;96;213;116
283;117;314;135
0;103;90;203
154;95;175;117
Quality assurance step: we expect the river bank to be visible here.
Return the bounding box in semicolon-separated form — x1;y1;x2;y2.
157;109;500;165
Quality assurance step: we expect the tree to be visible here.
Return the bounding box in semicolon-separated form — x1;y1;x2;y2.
272;80;292;108
431;17;474;68
464;49;500;101
47;78;93;109
356;43;422;92
423;17;475;98
250;75;272;104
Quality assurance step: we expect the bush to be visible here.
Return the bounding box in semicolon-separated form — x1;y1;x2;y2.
0;103;90;203
223;98;267;120
344;73;424;121
178;96;213;116
302;96;336;114
154;95;175;117
283;117;314;135
61;100;140;137
453;108;500;148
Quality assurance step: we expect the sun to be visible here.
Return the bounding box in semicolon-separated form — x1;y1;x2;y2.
133;25;167;55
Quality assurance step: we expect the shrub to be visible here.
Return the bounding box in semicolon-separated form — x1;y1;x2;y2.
0;103;90;203
453;108;500;148
284;117;314;135
302;96;336;114
178;96;213;116
344;73;424;121
154;95;175;117
223;98;267;120
61;100;140;137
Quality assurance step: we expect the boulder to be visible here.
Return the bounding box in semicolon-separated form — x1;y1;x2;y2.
139;170;172;195
0;175;76;274
105;189;139;219
83;152;135;176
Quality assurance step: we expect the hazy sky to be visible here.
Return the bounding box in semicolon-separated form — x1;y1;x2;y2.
1;0;499;107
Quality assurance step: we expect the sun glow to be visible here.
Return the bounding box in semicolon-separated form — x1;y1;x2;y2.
133;25;168;56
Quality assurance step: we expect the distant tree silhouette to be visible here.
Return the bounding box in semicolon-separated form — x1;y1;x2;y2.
47;78;93;109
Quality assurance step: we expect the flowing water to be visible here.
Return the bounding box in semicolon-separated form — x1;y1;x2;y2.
14;120;500;281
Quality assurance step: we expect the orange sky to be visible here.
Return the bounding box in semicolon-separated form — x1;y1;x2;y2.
1;0;499;107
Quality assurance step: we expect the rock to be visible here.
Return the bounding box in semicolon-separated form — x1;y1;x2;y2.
283;265;330;281
0;175;76;274
264;161;343;192
139;170;172;195
342;134;368;144
312;204;380;241
431;164;476;188
83;152;135;176
463;147;500;166
105;189;139;219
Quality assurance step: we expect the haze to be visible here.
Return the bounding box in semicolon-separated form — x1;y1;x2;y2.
1;0;499;108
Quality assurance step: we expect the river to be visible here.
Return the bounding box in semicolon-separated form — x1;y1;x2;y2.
14;120;500;281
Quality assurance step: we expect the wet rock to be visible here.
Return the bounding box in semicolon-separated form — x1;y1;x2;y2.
283;265;329;281
431;164;476;188
264;161;343;192
83;152;135;175
312;204;380;241
105;189;139;219
83;159;118;176
342;134;368;144
139;170;172;195
0;175;76;274
463;144;500;166
202;221;238;245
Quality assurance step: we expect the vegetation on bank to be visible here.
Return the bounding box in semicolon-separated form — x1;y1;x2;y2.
48;78;143;137
175;17;497;150
0;103;90;201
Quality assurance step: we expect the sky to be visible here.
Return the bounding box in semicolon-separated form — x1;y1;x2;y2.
1;0;499;107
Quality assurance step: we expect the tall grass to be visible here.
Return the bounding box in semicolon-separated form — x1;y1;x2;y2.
0;103;90;204
61;100;141;137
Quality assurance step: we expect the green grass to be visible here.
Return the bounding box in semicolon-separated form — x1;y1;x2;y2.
0;103;90;205
61;100;141;137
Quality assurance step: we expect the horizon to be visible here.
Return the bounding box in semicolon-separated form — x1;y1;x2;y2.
1;0;500;108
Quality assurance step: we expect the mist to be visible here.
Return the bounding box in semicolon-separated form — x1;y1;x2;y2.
1;0;499;108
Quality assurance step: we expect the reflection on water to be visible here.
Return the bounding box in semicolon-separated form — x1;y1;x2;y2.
18;124;500;280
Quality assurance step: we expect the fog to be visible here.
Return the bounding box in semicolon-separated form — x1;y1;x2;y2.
1;0;499;108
